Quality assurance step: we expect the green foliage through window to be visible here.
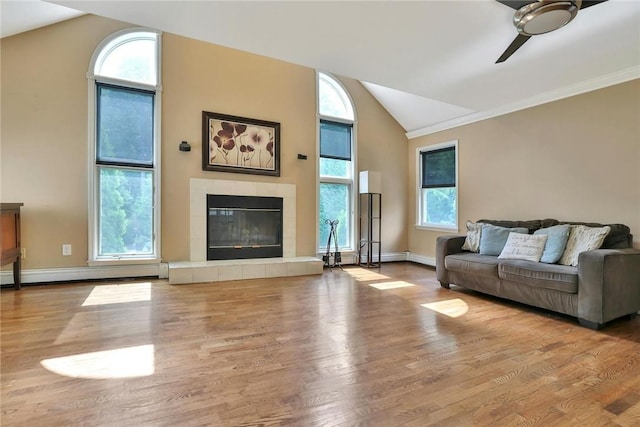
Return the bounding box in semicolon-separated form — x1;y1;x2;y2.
99;168;153;255
319;183;349;249
423;188;456;226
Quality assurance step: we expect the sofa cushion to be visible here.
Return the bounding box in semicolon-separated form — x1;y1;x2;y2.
461;220;483;252
533;224;571;264
498;260;578;293
445;253;500;277
478;219;556;233
559;225;610;267
479;224;529;256
558;221;631;249
498;232;547;262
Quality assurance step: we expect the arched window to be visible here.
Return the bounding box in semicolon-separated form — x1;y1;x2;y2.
318;73;354;121
93;32;157;85
317;72;356;253
87;29;161;263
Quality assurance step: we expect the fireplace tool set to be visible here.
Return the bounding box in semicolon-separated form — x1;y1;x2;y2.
323;219;343;271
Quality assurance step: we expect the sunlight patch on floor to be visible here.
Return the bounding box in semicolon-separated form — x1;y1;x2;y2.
345;268;390;282
369;281;415;290
41;344;154;379
421;298;469;318
54;307;152;345
82;282;151;306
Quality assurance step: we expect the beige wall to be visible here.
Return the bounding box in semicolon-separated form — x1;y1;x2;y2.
408;79;640;258
340;78;408;254
160;33;319;261
1;15;408;271
0;16;132;269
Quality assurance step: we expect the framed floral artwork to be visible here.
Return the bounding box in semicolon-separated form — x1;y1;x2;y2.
202;111;280;176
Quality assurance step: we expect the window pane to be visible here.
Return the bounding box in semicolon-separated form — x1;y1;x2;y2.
422;147;455;188
319;183;350;249
96;37;156;85
320;121;351;160
97;85;154;165
423;188;456;227
318;73;354;120
320;157;350;178
99;168;153;255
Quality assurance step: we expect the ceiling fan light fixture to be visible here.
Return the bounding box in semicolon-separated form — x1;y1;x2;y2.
514;1;581;36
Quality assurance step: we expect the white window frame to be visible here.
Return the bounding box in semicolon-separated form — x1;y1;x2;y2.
316;71;357;253
416;140;459;232
87;28;162;265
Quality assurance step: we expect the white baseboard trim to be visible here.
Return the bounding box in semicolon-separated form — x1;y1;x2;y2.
0;263;168;286
0;253;434;285
315;251;408;265
407;253;436;267
355;251;409;264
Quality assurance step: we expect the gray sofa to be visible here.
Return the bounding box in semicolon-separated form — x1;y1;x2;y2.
436;219;640;329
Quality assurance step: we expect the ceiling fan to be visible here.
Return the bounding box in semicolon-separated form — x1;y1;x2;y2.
495;0;609;63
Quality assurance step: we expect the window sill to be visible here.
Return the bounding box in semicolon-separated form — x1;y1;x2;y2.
415;224;459;233
88;257;160;267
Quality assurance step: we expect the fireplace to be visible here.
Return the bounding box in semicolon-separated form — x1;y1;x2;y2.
207;194;283;260
171;179;321;285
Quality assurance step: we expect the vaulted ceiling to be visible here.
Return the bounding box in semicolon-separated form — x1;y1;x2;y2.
3;0;639;137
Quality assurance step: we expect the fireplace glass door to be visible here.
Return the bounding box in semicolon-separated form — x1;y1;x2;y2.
207;195;283;260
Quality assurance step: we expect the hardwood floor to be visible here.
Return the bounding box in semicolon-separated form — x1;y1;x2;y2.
1;262;639;426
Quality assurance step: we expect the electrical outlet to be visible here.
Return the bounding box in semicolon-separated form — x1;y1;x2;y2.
21;248;26;259
62;244;72;256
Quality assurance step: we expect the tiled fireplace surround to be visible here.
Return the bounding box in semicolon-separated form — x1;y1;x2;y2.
168;178;323;284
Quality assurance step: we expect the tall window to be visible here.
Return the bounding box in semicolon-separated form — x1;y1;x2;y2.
88;30;161;262
418;141;458;230
317;72;355;251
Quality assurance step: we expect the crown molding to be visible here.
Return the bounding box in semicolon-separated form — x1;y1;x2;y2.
406;66;640;140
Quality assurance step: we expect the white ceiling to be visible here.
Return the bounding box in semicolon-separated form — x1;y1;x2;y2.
3;0;639;137
0;0;84;38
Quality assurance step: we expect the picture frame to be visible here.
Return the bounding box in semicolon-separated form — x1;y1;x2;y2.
202;111;280;177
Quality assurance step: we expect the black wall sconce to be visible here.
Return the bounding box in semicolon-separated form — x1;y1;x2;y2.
179;141;191;152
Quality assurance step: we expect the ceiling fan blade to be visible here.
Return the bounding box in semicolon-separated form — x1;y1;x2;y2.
580;0;609;9
496;0;532;11
496;34;531;63
497;0;609;10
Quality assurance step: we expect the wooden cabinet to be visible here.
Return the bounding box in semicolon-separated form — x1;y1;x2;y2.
1;203;23;290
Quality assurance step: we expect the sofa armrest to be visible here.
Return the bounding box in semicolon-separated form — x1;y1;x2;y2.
436;235;466;288
577;248;640;326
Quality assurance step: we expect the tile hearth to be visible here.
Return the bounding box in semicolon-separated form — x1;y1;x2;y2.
169;257;323;285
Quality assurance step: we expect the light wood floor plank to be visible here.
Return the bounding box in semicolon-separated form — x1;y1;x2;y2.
2;262;639;426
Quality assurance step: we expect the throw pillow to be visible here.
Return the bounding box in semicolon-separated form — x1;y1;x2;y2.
558;225;611;267
533;224;571;264
461;221;483;252
479;224;529;256
498;232;548;262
